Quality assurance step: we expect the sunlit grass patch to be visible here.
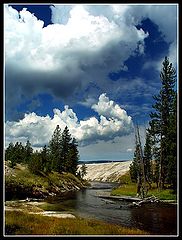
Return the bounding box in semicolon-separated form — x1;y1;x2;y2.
111;183;137;197
5;211;149;235
111;172;177;201
147;188;177;200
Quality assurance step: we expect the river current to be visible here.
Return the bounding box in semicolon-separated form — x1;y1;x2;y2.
46;181;177;235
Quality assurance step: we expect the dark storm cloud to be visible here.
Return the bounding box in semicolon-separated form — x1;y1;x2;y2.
4;4;177;121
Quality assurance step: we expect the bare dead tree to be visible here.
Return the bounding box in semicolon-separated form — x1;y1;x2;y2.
135;125;148;198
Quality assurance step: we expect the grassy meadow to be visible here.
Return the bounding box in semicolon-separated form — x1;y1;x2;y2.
111;172;177;201
5;210;149;235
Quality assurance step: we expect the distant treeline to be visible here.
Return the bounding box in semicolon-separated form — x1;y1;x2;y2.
78;160;128;164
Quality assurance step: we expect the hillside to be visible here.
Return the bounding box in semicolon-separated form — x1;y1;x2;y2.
5;162;87;200
78;161;132;182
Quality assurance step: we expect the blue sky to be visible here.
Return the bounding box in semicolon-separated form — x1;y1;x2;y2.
4;4;178;161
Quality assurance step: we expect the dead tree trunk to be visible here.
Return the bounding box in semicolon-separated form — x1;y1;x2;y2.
135;125;148;199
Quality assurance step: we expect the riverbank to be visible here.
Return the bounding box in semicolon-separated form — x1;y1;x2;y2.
5;162;89;200
4;180;177;235
5;201;149;235
4;163;177;235
111;172;177;202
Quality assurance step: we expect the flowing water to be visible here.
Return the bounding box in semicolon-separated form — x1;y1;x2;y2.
46;181;177;235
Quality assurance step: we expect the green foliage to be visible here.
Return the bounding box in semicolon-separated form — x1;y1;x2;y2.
5;142;15;166
48;125;79;175
5;125;80;177
143;130;152;186
118;172;132;184
61;126;74;173
166;93;177;189
28;152;42;175
111;184;137;197
49;125;63;172
5;142;27;168
5;162;86;201
129;144;141;183
40;145;52;173
24;140;33;163
149;56;177;190
111;177;177;201
147;188;177;200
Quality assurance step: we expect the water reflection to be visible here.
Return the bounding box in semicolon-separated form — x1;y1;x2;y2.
45;181;177;235
130;204;177;235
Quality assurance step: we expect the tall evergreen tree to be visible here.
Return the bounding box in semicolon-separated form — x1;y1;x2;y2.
61;126;72;172
166;92;177;190
129;127;144;197
149;56;177;190
41;145;51;173
48;125;79;174
28;151;42;175
66;138;79;175
12;142;25;167
24;140;33;163
5;142;14;162
49;125;63;172
143;129;152;188
5;142;26;167
129;143;141;183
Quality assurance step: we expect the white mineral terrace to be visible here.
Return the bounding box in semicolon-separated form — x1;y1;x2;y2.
78;161;132;182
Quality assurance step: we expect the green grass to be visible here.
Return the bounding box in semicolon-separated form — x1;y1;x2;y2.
111;184;137;197
5;211;149;235
5;163;88;200
147;188;177;200
111;172;177;201
38;202;72;212
111;172;136;197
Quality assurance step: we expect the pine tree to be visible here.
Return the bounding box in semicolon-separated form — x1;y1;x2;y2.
24;140;33;163
28;151;42;175
143;129;152;188
66;138;79;175
41;145;51;173
12;142;25;167
61;126;72;172
5;142;14;163
48;125;79;174
166;92;177;190
149;56;177;190
129;143;141;183
49;125;63;172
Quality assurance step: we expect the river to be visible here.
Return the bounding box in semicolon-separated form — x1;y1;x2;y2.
45;181;177;235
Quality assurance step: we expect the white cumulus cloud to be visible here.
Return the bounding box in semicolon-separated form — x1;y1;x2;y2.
92;93;132;125
4;4;149;120
5;94;133;148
